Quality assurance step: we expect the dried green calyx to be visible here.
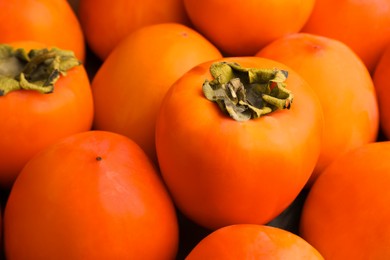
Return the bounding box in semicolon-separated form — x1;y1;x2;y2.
0;44;81;96
203;61;294;121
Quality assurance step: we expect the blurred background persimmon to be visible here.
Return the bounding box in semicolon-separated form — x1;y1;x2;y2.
78;0;191;60
0;0;85;61
183;0;315;56
301;0;390;73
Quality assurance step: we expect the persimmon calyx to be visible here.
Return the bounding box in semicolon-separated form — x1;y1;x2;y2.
0;44;81;96
203;61;293;121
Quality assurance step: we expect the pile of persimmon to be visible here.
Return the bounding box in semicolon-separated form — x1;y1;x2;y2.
1;0;390;259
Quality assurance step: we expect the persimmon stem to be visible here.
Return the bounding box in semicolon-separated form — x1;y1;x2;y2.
0;44;81;96
202;61;294;121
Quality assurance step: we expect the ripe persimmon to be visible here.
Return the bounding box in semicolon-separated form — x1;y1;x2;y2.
183;0;315;56
4;130;179;259
0;41;94;188
91;23;222;163
186;224;324;259
78;0;190;60
373;43;390;140
300;141;390;259
256;33;379;185
301;0;390;72
156;57;323;230
0;0;85;61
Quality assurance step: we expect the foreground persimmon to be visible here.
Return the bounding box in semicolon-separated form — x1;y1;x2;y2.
4;131;179;259
256;33;379;185
92;23;222;163
186;224;324;259
156;57;323;230
0;42;94;188
300;141;390;259
184;0;315;56
0;0;85;61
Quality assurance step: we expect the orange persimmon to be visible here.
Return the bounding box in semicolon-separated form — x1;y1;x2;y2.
78;0;190;60
183;0;315;56
301;0;390;72
0;42;94;188
0;0;85;61
186;224;324;259
91;23;222;163
256;33;379;185
4;130;179;259
155;57;323;230
300;141;390;259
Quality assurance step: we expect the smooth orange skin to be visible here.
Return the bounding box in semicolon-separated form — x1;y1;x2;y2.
373;43;390;139
300;141;390;259
5;41;47;51
78;0;190;60
186;224;324;259
301;0;390;73
155;57;323;230
4;131;179;259
92;23;222;163
0;0;85;61
256;33;379;185
183;0;315;56
0;41;94;189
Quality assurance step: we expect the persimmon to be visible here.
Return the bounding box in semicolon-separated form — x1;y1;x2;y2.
300;141;390;259
186;224;324;259
373;43;390;140
0;0;85;62
78;0;190;60
4;130;179;259
256;33;379;185
155;57;323;230
0;42;94;189
183;0;315;56
301;0;390;72
91;23;222;163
